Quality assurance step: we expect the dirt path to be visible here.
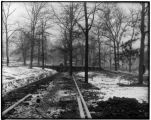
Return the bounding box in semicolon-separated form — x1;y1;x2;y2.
3;73;80;119
3;71;148;119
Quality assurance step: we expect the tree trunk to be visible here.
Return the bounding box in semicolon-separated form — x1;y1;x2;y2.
22;43;26;66
24;51;27;65
113;40;117;71
64;53;67;66
110;47;112;70
30;41;33;69
88;50;91;66
40;36;43;66
129;57;131;72
84;2;89;83
147;4;149;71
38;35;40;66
42;30;44;69
104;54;105;68
30;27;35;69
121;42;124;69
129;25;135;72
92;49;94;66
110;58;112;70
75;55;78;66
138;3;145;84
81;53;83;66
81;45;84;66
69;4;73;76
110;41;112;70
23;51;26;66
6;26;9;66
69;28;73;75
98;42;101;68
117;43;120;69
45;38;47;66
129;42;132;72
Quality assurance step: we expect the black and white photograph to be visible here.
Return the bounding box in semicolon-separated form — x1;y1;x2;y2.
1;1;149;119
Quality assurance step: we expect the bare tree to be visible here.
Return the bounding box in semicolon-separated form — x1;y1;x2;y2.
92;22;104;68
56;29;70;66
75;35;85;66
76;2;96;83
36;33;41;66
126;9;139;72
39;15;52;69
20;31;29;65
13;29;30;65
51;2;82;75
2;3;16;66
24;2;46;68
147;3;149;72
102;45;109;68
138;3;146;84
98;3;129;71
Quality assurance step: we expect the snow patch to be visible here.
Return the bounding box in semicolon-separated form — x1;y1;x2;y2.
2;66;57;95
77;72;148;103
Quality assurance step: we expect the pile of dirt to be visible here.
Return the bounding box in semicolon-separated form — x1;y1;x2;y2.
89;97;149;119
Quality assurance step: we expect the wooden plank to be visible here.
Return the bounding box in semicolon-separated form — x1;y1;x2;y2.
72;75;92;119
2;94;32;116
77;96;85;118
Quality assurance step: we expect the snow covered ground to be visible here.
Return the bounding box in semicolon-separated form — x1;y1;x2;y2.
77;72;148;103
2;66;57;96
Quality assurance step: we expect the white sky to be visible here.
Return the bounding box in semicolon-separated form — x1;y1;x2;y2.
2;2;142;48
8;2;139;23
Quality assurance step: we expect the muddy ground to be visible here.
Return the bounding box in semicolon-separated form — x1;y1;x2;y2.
2;71;149;119
3;73;80;119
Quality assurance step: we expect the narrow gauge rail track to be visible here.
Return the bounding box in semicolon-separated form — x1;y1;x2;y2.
2;67;140;118
2;72;92;118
